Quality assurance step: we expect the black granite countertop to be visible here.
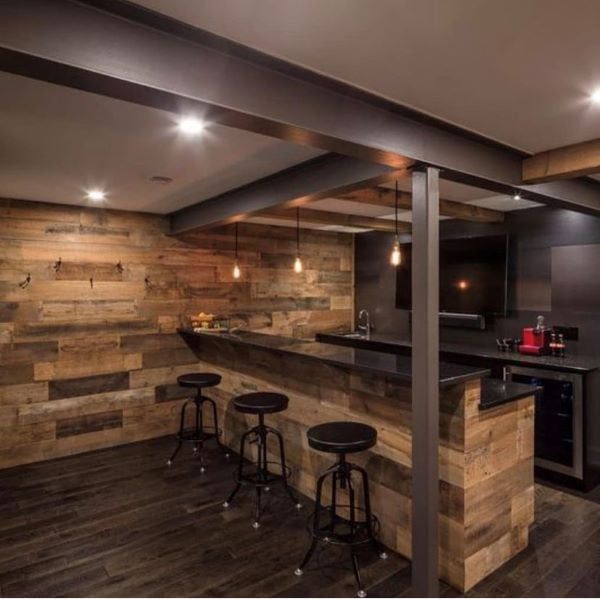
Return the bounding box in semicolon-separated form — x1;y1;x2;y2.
479;379;538;411
316;332;600;374
179;329;490;388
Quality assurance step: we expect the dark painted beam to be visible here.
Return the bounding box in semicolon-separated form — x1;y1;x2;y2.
411;167;440;597
1;0;599;217
170;155;396;233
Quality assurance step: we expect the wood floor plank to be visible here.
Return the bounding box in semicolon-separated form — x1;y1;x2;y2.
1;436;599;597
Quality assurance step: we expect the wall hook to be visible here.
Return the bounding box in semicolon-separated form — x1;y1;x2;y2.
144;276;153;289
19;273;31;289
89;277;94;288
53;257;62;272
116;261;124;274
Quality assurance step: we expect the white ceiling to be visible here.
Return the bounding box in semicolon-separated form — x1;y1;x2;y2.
0;72;322;214
134;0;600;153
1;71;537;230
3;1;565;230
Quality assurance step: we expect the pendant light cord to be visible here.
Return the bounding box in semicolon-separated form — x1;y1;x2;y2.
296;207;300;254
395;180;399;237
234;222;238;258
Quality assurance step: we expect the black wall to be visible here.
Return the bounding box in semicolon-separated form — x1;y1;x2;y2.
356;205;600;478
355;206;600;355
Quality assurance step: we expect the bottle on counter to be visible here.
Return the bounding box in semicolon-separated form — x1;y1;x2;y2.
557;334;566;358
549;332;557;356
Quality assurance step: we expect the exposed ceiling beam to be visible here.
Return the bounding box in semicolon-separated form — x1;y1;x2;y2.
1;0;599;219
523;138;600;183
171;155;403;233
259;207;411;233
336;187;505;223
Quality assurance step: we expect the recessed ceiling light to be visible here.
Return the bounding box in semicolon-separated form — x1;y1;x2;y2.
591;88;600;104
513;192;521;201
178;116;206;135
86;189;106;201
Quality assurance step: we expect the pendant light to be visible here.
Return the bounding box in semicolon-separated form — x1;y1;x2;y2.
232;222;241;279
293;207;303;273
390;180;402;266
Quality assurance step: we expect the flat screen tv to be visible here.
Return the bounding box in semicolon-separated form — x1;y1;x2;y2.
396;234;509;316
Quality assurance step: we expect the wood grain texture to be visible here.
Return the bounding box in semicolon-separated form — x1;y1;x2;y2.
335;187;505;223
0;437;597;598
184;334;534;591
0;198;352;469
260;206;411;233
523;138;600;183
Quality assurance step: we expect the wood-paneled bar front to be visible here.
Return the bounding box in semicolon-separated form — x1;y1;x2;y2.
181;330;535;592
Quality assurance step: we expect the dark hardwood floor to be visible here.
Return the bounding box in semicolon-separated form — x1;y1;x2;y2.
0;437;599;598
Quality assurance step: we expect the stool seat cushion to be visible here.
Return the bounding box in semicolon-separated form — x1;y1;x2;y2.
177;372;222;389
307;421;377;454
233;392;289;414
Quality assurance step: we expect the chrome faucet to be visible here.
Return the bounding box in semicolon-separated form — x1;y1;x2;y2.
357;309;371;339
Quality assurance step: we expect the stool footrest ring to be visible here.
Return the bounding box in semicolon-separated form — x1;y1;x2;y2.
176;427;220;443
306;505;381;547
234;460;292;487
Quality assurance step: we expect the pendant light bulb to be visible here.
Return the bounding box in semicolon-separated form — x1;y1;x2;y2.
232;222;241;279
390;180;402;266
390;237;402;266
294;255;303;273
293;207;303;273
232;259;241;279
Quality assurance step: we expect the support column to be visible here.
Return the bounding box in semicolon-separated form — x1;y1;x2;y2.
411;166;440;597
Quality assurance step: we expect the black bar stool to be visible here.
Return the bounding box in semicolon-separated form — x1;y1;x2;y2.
166;372;229;470
223;391;301;528
294;421;388;598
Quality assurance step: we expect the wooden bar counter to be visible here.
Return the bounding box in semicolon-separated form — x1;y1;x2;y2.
180;329;535;592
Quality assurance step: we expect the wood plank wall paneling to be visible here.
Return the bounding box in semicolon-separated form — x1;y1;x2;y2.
0;198;353;469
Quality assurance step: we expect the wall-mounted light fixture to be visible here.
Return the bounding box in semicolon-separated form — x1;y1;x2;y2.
293;208;303;273
390;181;402;266
232;222;241;280
18;273;31;289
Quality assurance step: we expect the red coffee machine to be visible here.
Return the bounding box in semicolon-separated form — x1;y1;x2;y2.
519;315;550;356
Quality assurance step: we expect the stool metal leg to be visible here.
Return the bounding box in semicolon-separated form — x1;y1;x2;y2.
167;440;182;466
206;397;230;459
295;468;327;576
346;473;367;598
253;486;262;528
166;399;190;466
329;470;338;536
252;422;266;528
223;428;252;508
268;426;301;509
353;464;388;560
194;396;206;472
351;547;366;598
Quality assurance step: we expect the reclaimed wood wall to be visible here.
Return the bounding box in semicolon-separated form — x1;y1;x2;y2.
185;333;534;592
0;198;352;469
